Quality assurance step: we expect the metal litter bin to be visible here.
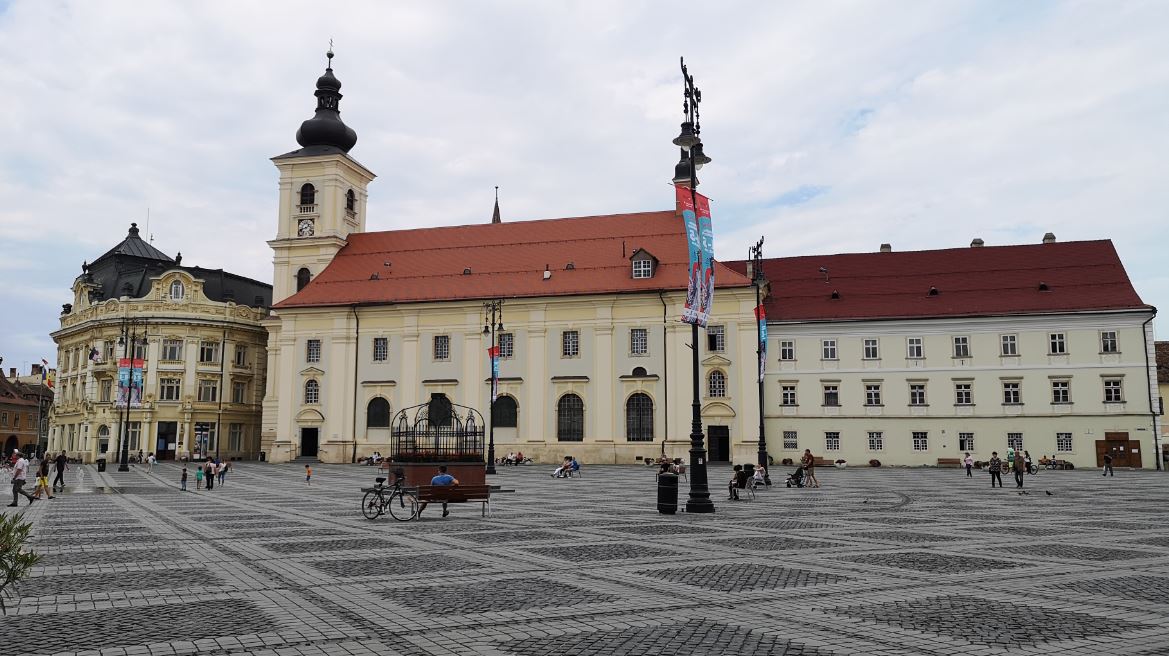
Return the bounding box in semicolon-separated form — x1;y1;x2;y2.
96;458;106;472
657;472;678;514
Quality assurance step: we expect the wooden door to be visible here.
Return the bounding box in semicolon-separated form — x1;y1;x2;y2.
1126;441;1143;468
707;425;730;462
301;428;319;457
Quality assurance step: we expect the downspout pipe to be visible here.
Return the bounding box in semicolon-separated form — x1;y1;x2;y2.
351;305;360;464
659;291;669;457
1141;309;1160;470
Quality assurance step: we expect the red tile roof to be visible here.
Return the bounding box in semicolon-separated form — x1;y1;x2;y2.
277;211;752;308
724;240;1149;322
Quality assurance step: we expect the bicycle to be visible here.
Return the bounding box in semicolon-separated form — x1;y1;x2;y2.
361;476;418;521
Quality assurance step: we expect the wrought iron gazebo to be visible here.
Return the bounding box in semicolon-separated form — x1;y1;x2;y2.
390;396;485;463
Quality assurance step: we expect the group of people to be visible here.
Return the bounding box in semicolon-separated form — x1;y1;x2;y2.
361;452;385;466
551;455;580;478
500;452;527;465
7;449;70;506
180;458;231;491
727;463;769;500
971;448;1033;488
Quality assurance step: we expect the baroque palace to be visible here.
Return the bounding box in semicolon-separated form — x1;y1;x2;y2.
49;225;271;462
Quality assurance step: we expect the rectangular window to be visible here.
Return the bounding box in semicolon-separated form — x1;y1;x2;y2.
197;379;218;403
234;345;248;367
372;337;388;362
868;431;883;451
780;385;797;406
1051;380;1070;404
1001;334;1018;356
499;332;514;359
433;335;450;361
863;338;879;360
127;422;142;451
825;431;841;451
1104;379;1124;403
132;341;147;360
954;383;972;405
1056;432;1073;452
1049;332;1067;355
1007;433;1023;451
864;384;882;406
632;258;652;279
1100;331;1118;353
906;337;923;359
100;379;113;403
631;328;649;356
1002;381;1021;404
823;384;839;407
953;336;970;358
779;341;795;361
822;339;837;360
159;378;181;402
232;381;247;404
1;412;7;426
199;341;220;364
912;431;928;451
561;330;579;358
229;423;244;451
783;430;798;450
161;339;183;361
194;422;217;452
104;342;116;362
306;339;322;363
958;432;975;451
12;415;18;429
909;383;927;406
707;325;725;352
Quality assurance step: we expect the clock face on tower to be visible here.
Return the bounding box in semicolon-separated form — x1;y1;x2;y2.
298;219;315;237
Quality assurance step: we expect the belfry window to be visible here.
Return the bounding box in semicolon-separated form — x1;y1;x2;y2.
296;268;311;292
346;189;357;213
299;184;316;207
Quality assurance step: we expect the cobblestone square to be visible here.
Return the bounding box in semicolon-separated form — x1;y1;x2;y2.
4;462;1169;655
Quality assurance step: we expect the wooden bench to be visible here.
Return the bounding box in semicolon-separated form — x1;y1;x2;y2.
812;457;834;468
937;458;963;468
415;484;493;517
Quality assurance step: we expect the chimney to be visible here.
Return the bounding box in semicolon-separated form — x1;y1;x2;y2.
32;363;42;376
8;367;14;378
1042;232;1056;244
879;243;892;253
746;261;755;279
970;238;985;248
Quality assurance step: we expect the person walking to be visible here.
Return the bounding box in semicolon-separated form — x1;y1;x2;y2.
147;453;156;471
417;465;459;518
989;452;1003;488
304;464;312;485
195;464;204;490
801;449;820;488
218;461;229;487
32;458;54;500
180;466;188;492
7;451;36;507
204;461;215;491
52;450;68;490
1013;451;1026;489
1103;452;1114;477
964;452;974;478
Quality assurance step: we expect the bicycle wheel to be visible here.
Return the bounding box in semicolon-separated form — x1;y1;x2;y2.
361;490;383;520
387;490;419;521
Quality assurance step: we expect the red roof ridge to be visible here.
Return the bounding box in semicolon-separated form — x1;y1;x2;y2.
355;209;675;238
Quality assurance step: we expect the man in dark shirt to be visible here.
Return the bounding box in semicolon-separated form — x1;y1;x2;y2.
1103;452;1114;477
52;450;68;489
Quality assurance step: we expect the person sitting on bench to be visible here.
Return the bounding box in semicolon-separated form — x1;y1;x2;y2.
728;464;751;500
418;465;459;518
552;455;572;478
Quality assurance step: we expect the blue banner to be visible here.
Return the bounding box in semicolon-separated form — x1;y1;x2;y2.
756;305;767;382
695;193;715;327
677;186;701;324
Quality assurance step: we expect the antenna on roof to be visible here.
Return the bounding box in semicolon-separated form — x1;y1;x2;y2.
819;266;829;282
146;207;151;243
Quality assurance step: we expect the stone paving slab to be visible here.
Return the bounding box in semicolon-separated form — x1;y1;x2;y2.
4;462;1169;655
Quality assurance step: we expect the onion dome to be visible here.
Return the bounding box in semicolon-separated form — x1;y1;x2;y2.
295;49;358;153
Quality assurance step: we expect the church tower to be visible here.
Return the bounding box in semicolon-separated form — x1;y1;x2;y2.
268;49;376;304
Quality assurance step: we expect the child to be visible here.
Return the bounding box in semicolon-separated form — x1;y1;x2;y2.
305;464;312;484
181;466;188;492
195;465;204;490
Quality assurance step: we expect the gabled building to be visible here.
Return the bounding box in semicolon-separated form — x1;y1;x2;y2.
1;366;47;456
726;236;1161;469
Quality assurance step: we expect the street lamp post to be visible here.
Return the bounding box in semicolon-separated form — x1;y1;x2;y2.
483;299;504;475
672;57;715;513
116;317;147;472
750;238;770;482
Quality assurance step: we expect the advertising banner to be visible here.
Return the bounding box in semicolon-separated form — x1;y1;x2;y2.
489;345;500;403
117;358;144;408
677;185;702;324
695;192;715;327
755;304;768;383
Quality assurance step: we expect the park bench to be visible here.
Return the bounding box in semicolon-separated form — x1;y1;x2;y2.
937;458;963;468
812;457;833;468
415;484;493;517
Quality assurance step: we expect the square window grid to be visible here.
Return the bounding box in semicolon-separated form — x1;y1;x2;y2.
955;383;972;405
1003;382;1021;404
909;384;927;405
907;337;923;358
1007;433;1023;451
1001;334;1018;356
562;331;579;358
863;338;879;359
707;325;725;352
779;341;795;361
499;333;514;358
373;337;388;362
434;335;450;360
780;385;797;406
1100;331;1118;353
632;259;652;279
1049;333;1067;354
868;431;883;450
958;432;975;451
1104;379;1123;403
1051;380;1070;404
865;384;882;406
912;431;928;451
825;431;841;451
1056;432;1073;452
708;371;727;398
783;431;798;450
306;339;321;363
953;336;970;358
822;339;837;360
631;328;649;356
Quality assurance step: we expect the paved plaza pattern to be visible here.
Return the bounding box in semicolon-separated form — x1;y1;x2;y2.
3;462;1169;655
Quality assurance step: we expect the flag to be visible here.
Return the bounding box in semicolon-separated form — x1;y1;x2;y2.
677;185;701;324
41;359;53;389
695;192;715;327
89;346;100;363
755;304;767;383
488;345;500;403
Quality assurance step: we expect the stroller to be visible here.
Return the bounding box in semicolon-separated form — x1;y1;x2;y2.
784;467;805;488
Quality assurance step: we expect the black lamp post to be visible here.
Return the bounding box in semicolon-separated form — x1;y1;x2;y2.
483;299;504;475
116;317;148;472
749;237;769;481
672;57;715;514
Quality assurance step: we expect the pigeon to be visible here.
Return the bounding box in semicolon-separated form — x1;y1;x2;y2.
1045;491;1053;496
862;499;869;504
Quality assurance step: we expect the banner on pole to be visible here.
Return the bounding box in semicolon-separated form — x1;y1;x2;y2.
695;192;715;327
755;304;767;383
117;358;144;408
677;185;702;324
488;346;500;403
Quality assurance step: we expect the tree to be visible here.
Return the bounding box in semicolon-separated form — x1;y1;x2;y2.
0;512;40;615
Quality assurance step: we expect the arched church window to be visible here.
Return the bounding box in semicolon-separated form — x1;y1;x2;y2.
296;268;311;292
493;395;518;428
304;380;320;405
367;397;390;428
299;183;316;207
625;393;653;442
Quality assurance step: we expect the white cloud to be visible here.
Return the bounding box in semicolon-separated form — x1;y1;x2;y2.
1;0;1166;370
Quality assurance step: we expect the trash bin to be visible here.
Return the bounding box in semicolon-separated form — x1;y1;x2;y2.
96;458;106;472
657;472;678;515
259;451;266;462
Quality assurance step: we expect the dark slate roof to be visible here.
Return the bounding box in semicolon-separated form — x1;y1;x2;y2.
1156;341;1169;385
79;223;271;308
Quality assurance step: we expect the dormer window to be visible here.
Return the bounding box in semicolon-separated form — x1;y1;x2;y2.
633;259;652;279
169;280;184;300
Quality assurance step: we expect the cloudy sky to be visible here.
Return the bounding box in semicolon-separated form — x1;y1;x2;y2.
1;0;1166;373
